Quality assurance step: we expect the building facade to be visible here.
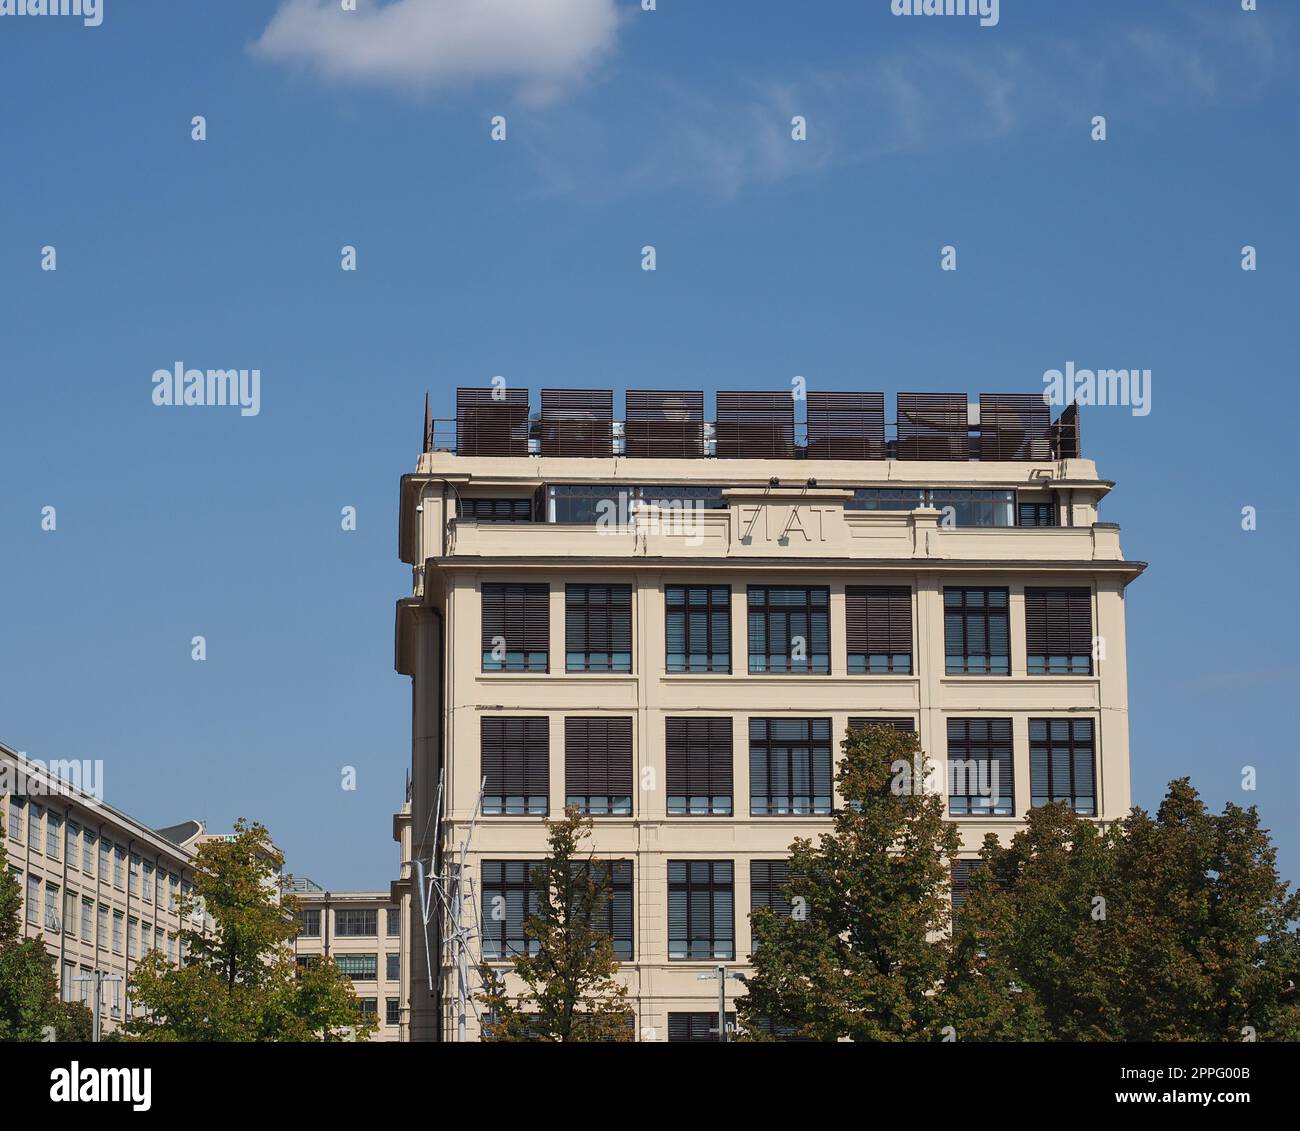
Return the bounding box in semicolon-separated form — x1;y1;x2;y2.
392;388;1144;1041
289;881;407;1041
0;743;211;1034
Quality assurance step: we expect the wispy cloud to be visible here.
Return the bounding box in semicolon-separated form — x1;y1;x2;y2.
251;0;623;104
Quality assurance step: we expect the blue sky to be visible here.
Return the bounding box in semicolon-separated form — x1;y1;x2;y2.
2;0;1297;889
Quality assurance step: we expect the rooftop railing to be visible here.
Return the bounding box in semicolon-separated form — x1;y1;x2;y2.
426;389;1079;461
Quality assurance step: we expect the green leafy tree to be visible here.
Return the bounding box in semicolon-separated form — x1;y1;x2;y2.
738;725;965;1041
126;818;373;1042
957;780;1300;1041
478;807;632;1041
0;837;93;1041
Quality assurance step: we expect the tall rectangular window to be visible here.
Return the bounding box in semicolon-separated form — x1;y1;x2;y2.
335;909;378;937
1025;587;1093;675
564;717;633;816
83;831;95;875
129;854;140;896
1030;718;1096;815
749;718;833;816
386;953;401;981
665;585;731;673
387;908;401;938
750;860;795;919
112;910;124;954
114;846;125;890
565;585;632;672
944;588;1010;675
296;909;321;938
667;860;734;960
481;860;541;960
63;890;77;935
44;884;59;931
81;897;93;942
26;876;40;924
747;587;830;674
46;811;62;859
142;860;154;903
28;804;42;852
845;586;913;673
128;917;138;959
386;998;401;1025
947;718;1014;816
666;717;732;816
481;583;549;672
67;823;80;867
97;904;109;948
481;717;549;816
6;797;21;841
99;838;110;880
575;859;634;961
950;859;983;911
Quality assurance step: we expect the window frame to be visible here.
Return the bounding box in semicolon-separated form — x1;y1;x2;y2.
667;859;735;961
943;587;1011;676
746;586;831;675
664;584;732;673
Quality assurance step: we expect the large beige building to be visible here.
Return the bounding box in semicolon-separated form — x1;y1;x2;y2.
289;879;407;1041
392;388;1144;1041
0;742;211;1034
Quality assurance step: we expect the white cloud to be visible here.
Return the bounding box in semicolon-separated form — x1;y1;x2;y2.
252;0;622;102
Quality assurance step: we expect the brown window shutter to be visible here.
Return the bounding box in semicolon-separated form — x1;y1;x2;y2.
845;586;912;657
481;717;549;797
564;717;633;798
1024;587;1092;658
665;718;732;798
481;583;549;658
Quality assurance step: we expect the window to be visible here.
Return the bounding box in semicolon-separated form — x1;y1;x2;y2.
1018;499;1057;527
1025;587;1093;674
845;586;912;673
577;859;634;961
950;859;982;910
167;934;176;963
481;583;549;672
97;904;108;948
564;717;633;816
99;838;110;880
26;876;39;924
481;860;541;960
750;860;795;919
81;897;93;942
295;955;319;970
129;854;140;896
357;998;378;1019
142;922;153;952
565;584;632;672
63;890;77;935
749;718;833;816
7;797;21;841
666;717;732;816
947;718;1014;816
46;811;62;859
143;860;153;903
847;488;1014;527
386;953;401;981
944;587;1010;675
112;910;124;954
335;909;378;937
668;1012;735;1042
747;586;830;674
62;961;75;1003
337;954;378;982
481;717;549;816
639;484;726;510
28;804;42;851
549;484;624;524
665;585;731;673
929;489;1015;528
83;831;95;875
128;917;138;959
169;874;179;912
1030;718;1096;815
460;496;536;522
113;846;125;890
296;909;321;938
44;883;61;931
67;822;80;866
387;908;401;938
386;998;400;1026
668;860;734;960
